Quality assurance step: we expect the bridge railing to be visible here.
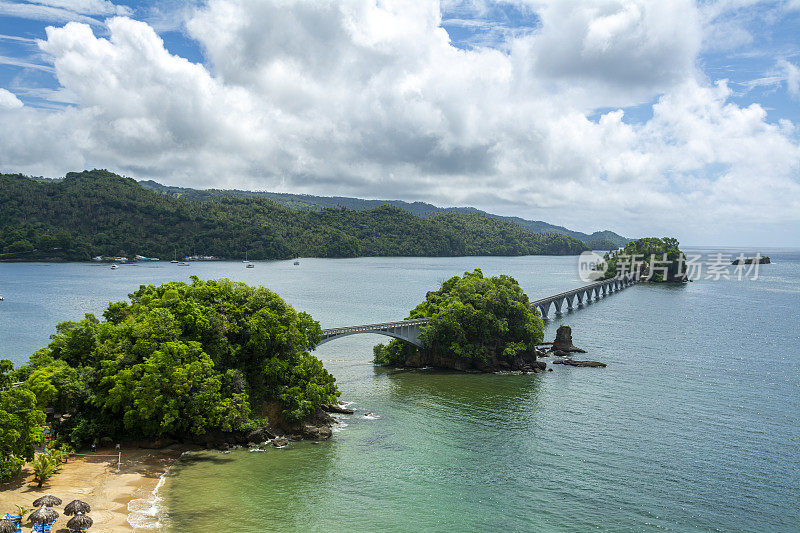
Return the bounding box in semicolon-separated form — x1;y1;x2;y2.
321;318;431;335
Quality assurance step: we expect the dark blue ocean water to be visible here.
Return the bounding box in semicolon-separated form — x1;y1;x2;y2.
1;250;798;532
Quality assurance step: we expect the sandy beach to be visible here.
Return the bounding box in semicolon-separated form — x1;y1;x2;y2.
0;445;189;532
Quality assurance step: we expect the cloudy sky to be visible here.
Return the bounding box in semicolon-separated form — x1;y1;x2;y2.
0;0;798;246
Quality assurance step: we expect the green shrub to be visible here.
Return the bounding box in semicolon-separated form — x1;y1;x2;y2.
32;453;58;487
0;456;24;481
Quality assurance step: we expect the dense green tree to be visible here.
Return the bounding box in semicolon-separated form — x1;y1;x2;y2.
14;278;338;446
374;269;544;366
0;359;46;480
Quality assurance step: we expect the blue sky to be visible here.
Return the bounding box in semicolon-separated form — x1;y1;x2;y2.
0;0;798;246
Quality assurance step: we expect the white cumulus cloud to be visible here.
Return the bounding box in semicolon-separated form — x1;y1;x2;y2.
0;88;23;108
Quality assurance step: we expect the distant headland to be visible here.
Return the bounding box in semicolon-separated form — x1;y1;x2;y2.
0;170;628;262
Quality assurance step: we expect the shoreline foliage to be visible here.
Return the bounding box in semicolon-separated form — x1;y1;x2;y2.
0;170;587;261
0;359;46;481
373;269;544;366
8;278;338;448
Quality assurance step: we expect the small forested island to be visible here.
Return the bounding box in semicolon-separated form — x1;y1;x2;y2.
599;237;687;282
0;170;588;261
731;256;770;265
373;269;546;373
0;278;341;480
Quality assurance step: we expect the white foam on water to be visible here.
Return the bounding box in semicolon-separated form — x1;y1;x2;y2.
363;414;381;420
126;461;173;530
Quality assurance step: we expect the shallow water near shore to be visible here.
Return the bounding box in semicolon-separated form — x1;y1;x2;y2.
1;251;798;532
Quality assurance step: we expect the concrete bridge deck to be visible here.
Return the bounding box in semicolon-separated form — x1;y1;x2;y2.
317;274;637;347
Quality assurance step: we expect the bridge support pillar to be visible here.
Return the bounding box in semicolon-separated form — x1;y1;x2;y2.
539;302;550;319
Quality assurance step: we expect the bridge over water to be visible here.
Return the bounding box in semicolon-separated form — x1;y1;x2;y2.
317;274;638;347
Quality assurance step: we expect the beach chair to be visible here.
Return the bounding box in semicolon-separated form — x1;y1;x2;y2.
32;521;55;533
2;513;21;533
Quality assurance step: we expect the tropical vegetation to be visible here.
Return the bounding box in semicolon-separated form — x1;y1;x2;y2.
5;278;338;451
140;179;631;248
373;269;544;366
31;451;59;487
0;359;46;481
0;170;587;261
598;237;686;281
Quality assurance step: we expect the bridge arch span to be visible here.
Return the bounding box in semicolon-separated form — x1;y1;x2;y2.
316;318;430;348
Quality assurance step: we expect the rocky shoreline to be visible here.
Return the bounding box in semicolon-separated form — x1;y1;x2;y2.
381;325;606;374
129;401;350;453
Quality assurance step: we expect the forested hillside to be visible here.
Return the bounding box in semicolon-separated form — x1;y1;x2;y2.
1;170;588;261
138;180;629;248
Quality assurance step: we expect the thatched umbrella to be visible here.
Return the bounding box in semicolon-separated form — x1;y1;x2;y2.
0;519;16;533
29;506;58;524
33;494;62;507
66;514;93;530
64;500;91;515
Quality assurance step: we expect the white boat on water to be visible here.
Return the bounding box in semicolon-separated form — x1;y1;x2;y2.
171;260;179;263
246;263;254;268
178;261;190;266
110;264;119;270
0;295;4;301
294;261;300;266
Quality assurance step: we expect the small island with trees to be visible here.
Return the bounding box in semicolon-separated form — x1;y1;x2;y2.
373;269;547;373
1;277;344;484
598;237;688;282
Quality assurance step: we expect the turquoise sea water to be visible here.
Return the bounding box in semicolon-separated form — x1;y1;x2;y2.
1;251;798;532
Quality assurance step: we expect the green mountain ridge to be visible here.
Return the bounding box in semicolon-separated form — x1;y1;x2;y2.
1;170;589;261
137;180;630;248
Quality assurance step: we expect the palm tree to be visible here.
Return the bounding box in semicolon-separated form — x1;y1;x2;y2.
31;454;58;488
13;505;30;522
